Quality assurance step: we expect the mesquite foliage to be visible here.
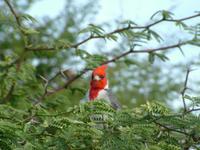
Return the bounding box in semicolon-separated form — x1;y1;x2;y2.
1;0;200;149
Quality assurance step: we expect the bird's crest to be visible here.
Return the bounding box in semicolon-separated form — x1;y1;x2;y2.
92;65;107;76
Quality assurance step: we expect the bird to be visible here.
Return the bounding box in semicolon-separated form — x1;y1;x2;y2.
81;64;120;110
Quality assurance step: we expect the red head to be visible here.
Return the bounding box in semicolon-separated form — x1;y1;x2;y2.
89;65;108;100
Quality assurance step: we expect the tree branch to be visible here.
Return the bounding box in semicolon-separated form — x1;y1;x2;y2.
154;121;191;136
181;68;191;112
4;0;21;27
3;0;27;102
106;40;190;64
46;69;88;96
186;108;200;113
25;13;200;51
4;0;26;36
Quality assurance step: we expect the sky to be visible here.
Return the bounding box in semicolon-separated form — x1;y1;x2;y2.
28;0;199;21
28;0;200;109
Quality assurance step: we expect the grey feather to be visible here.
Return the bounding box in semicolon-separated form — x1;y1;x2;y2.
105;89;121;110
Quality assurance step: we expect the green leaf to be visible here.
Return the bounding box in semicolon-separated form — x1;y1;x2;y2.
150;10;173;20
56;39;72;49
120;20;137;26
21;27;39;34
70;87;86;95
147;29;163;42
142;101;169;115
162;10;174;19
78;24;105;36
184;95;200;106
175;21;187;29
148;52;169;63
148;52;155;64
177;46;185;56
154;53;169;62
188;38;200;46
105;34;118;41
150;10;162;20
124;59;138;66
75;49;91;59
20;14;38;23
75;49;107;68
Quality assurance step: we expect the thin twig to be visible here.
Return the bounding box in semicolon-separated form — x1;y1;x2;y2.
35;75;49;103
186;108;200;114
4;0;26;36
181;68;191;112
154;121;191;136
4;0;21;27
106;40;189;64
154;120;200;144
45;69;88;96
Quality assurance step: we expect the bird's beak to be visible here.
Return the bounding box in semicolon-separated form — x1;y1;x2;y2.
93;75;101;81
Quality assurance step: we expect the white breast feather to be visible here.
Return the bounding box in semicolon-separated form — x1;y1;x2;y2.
95;83;110;103
81;83;110;103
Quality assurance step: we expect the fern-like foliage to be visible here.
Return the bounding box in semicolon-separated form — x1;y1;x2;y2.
0;99;199;149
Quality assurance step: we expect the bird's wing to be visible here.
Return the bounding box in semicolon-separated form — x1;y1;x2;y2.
105;89;121;110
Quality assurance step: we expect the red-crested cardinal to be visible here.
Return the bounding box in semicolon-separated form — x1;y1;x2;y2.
81;65;120;109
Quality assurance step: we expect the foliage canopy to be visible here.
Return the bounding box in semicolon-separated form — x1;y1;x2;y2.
1;0;200;149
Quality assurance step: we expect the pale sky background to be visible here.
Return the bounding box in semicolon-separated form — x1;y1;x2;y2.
28;0;200;109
